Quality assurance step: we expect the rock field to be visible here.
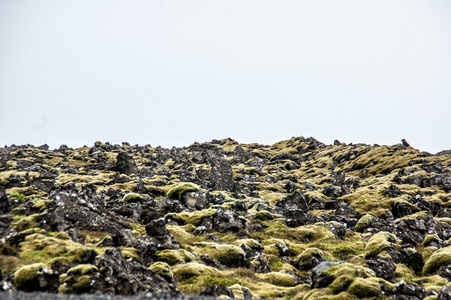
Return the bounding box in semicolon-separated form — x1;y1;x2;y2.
1;137;451;299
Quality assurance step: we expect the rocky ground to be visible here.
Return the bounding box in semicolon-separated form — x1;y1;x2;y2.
1;137;451;299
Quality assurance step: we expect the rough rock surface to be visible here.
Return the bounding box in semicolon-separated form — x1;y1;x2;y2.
1;137;451;299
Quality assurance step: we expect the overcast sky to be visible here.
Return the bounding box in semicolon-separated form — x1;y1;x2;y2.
1;1;450;153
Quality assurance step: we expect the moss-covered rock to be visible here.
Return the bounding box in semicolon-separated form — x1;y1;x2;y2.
292;247;324;270
167;183;200;200
67;264;98;276
364;231;398;258
13;263;47;290
257;272;298;287
155;249;196;265
423;246;451;275
198;243;246;267
171;262;221;280
149;261;173;281
123;192;143;203
165;208;217;226
255;210;275;220
72;275;92;294
347;277;381;298
354;214;376;232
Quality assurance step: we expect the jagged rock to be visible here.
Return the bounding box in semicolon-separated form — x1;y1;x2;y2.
366;256;396;281
200;284;234;298
115;151;138;175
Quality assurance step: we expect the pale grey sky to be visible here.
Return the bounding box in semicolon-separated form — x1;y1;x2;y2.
1;1;450;153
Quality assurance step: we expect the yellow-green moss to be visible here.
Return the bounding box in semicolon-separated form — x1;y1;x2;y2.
67;264;98;276
120;247;140;261
347;277;381;298
165;208;217;226
198;243;245;267
149;261;173;280
329;274;354;294
123;192;143;203
171;262;221;280
423;246;451;275
167;183;199;200
13;263;47;289
255;210;275;220
257;272;297;287
72;275;91;293
364;231;398;258
155;249;196;265
292;247;324;270
423;234;442;247
12;214;42;231
355;214;376;232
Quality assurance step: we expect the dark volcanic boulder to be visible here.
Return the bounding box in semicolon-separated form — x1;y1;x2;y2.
115;151;138;175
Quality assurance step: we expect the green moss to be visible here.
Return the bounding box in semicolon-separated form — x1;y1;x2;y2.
423;234;442;247
67;264;98;276
423;246;451;275
257;272;298;287
354;214;376;232
329;275;354;294
364;231;398;258
292;247;324;270
324;262;376;279
55;232;71;240
149;261;173;280
347;278;381;298
198;242;245;267
72;275;91;294
123;192;143;203
255;210;275;220
165;208;217;226
167;182;200;200
12;213;42;231
120;247;140;261
155;249;196;265
233;238;262;249
13;263;47;289
171;262;221;281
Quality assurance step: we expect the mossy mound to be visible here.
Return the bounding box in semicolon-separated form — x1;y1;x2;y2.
423;246;451;275
364;231;398;258
122;192;143;203
67;264;98;276
13;263;48;290
165;208;217;226
347;277;382;298
171;262;221;280
198;243;246;267
167;183;200;200
292;247;324;270
155;249;196;265
149;261;174;280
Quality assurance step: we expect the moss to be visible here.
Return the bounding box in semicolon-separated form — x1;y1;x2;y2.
12;213;42;231
72;275;91;294
257;272;297;287
67;264;98;276
155;249;196;265
354;214;376;232
198;243;245;267
149;261;173;280
13;263;47;289
364;231;398;258
171;262;221;281
123;192;143;203
423;246;451;275
167;182;199;200
120;247;140;261
347;277;381;298
324;262;376;279
292;247;324;270
423;234;442;247
329;274;354;294
165;208;217;226
55;232;71;240
233;238;262;249
255;210;275;220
